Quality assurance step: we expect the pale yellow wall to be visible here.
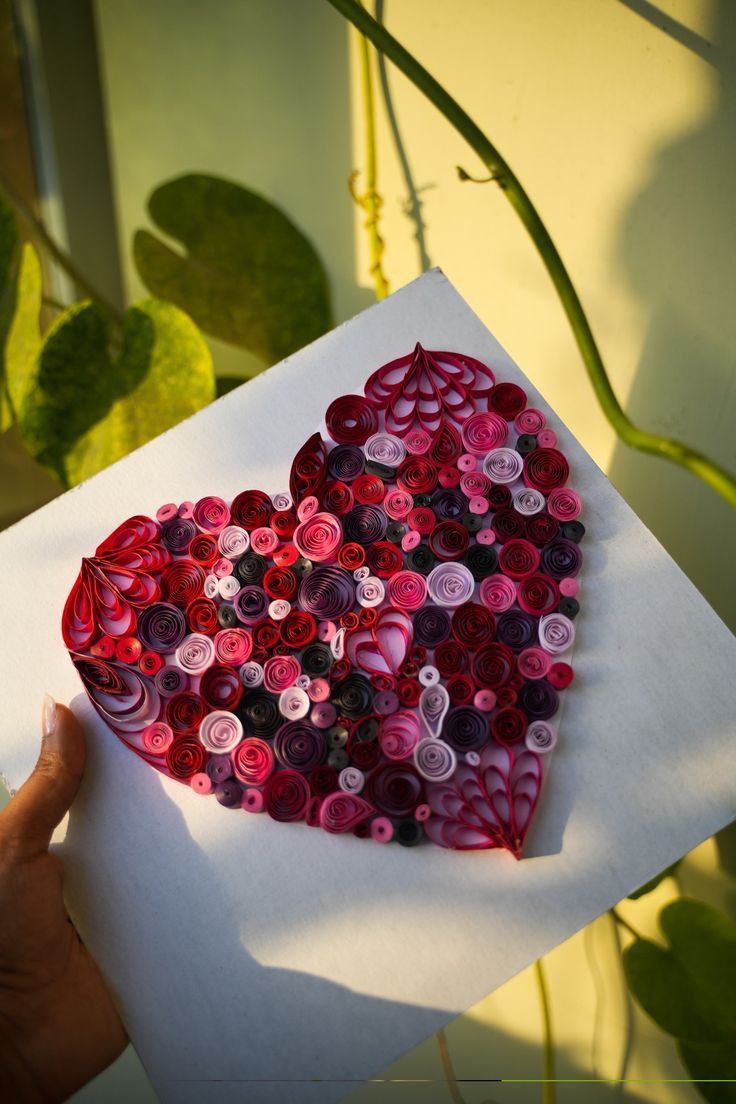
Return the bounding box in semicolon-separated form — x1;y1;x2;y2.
11;1;733;1099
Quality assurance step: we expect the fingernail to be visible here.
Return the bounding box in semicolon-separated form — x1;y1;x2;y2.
42;693;57;739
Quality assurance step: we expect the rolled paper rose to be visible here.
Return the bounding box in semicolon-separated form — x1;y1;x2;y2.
472;642;516;689
433;490;466;521
514;407;546;434
161;560;206;607
525;720;558;753
426;562;475;607
264;769;310;822
299;566;355;621
491;706;528;744
137;602;187;653
343;504;387;546
353;474;385;505
546;486;582;521
429;521;469;561
517;573;560;616
325;394;378;444
482;447;524;485
200;664;243;710
327;443;365;482
193;495;230;534
234;584;269;625
239;660;264;688
518;679;560;720
404;427;432;454
539;612;576;654
488;381;527;419
268;599;291;620
318;791;376;833
465;544;499;582
250;526;279;556
322;481;353;516
230;489;273;530
396;456;437;495
231;736;275;785
218;525;250;558
540;538;583;580
175;632;216;675
479;574;517;613
165;691;206;734
383;489;413;520
186;597;218;634
364;431;407;467
451;602;495;650
379;710;421;760
280;609;317;648
271;491;293;512
161;517;197;554
199;710;243;753
355;576;385;607
217;575;241;600
517;646;552;680
459;470;491;498
189;535;218;566
460;411;508;455
441;705;488;751
413;605;451;647
165;737;206;780
526;513;561;547
263;654;302;693
387;570;427;611
154;664;188;698
513;488;546;516
496;609;537;652
293;512;343;562
498;539;540;580
523;447;570;492
141;721;174;757
274;720;327;772
338;766;365;794
413;736;457;782
366;761;424;818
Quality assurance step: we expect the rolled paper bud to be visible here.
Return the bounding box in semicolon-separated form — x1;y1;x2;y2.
327;443;365;482
525;720;558;754
139;650;165;676
339;766;365;794
537;428;557;447
154;664;189;698
206;753;233;784
190;772;213;795
242;788;265;812
549;661;574;689
217;575;241;600
418;665;440;687
268;599;291;620
513;488;546;516
518;646;552;680
331;627;345;660
263;654;301;693
469;497;489;516
383;489;413;520
274;720;327;772
136;602;187;654
379;711;421;761
559;576;579;598
264;769;310;821
199;710;243;753
474;689;496;711
374;690;400;716
239;660;264;687
546;487;582;521
461;411;508;455
524;447;570;492
387;570;428;611
419;682;450;737
269;491;291;511
426;562;475;607
401;530;421;552
413;737;457;782
496;609;537;652
539;613;576;654
404;428;432;454
514;407;546;434
364;431;407;467
279;685;311;720
142;721;174;756
370;816;394;842
540;538;583;580
296;674;311;690
296;495;319;522
355;576;385;607
250;526;279;556
204;574;219;599
483;447;524;485
457;453;477;472
319;790;376;833
157;502;179;523
175;632;216;674
308;677;330;702
465;749;481;767
415;803;431;822
299;566;355;621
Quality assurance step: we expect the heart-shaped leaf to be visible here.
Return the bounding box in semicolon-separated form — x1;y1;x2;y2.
5;243;215;486
133;174;333;365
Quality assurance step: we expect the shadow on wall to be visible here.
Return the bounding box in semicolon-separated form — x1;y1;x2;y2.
609;0;736;632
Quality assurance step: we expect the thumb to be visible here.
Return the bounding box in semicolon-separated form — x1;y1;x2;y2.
1;696;86;858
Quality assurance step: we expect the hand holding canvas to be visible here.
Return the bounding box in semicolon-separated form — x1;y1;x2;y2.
0;701;127;1102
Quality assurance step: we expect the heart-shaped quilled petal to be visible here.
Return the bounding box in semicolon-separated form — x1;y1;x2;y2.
63;344;583;859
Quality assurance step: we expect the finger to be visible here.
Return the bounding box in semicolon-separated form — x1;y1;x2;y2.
0;697;86;858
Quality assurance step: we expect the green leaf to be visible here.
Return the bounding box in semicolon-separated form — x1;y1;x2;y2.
623;938;719;1043
133;173;333;366
661;899;736;1038
0;193;20;431
6;243;215;485
628;860;681;899
677;1040;736;1104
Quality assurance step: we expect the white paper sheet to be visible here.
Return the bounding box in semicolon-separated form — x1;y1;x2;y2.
0;270;734;1103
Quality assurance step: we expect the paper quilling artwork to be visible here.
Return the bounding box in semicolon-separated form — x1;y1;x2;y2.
62;344;583;859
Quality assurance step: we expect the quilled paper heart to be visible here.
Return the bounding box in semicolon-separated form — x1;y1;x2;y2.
62;344;583;858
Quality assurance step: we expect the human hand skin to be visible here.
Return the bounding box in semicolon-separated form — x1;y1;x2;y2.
0;697;127;1102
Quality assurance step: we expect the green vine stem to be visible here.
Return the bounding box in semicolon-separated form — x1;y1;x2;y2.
348;8;390;300
326;0;736;508
534;959;556;1104
0;175;123;324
